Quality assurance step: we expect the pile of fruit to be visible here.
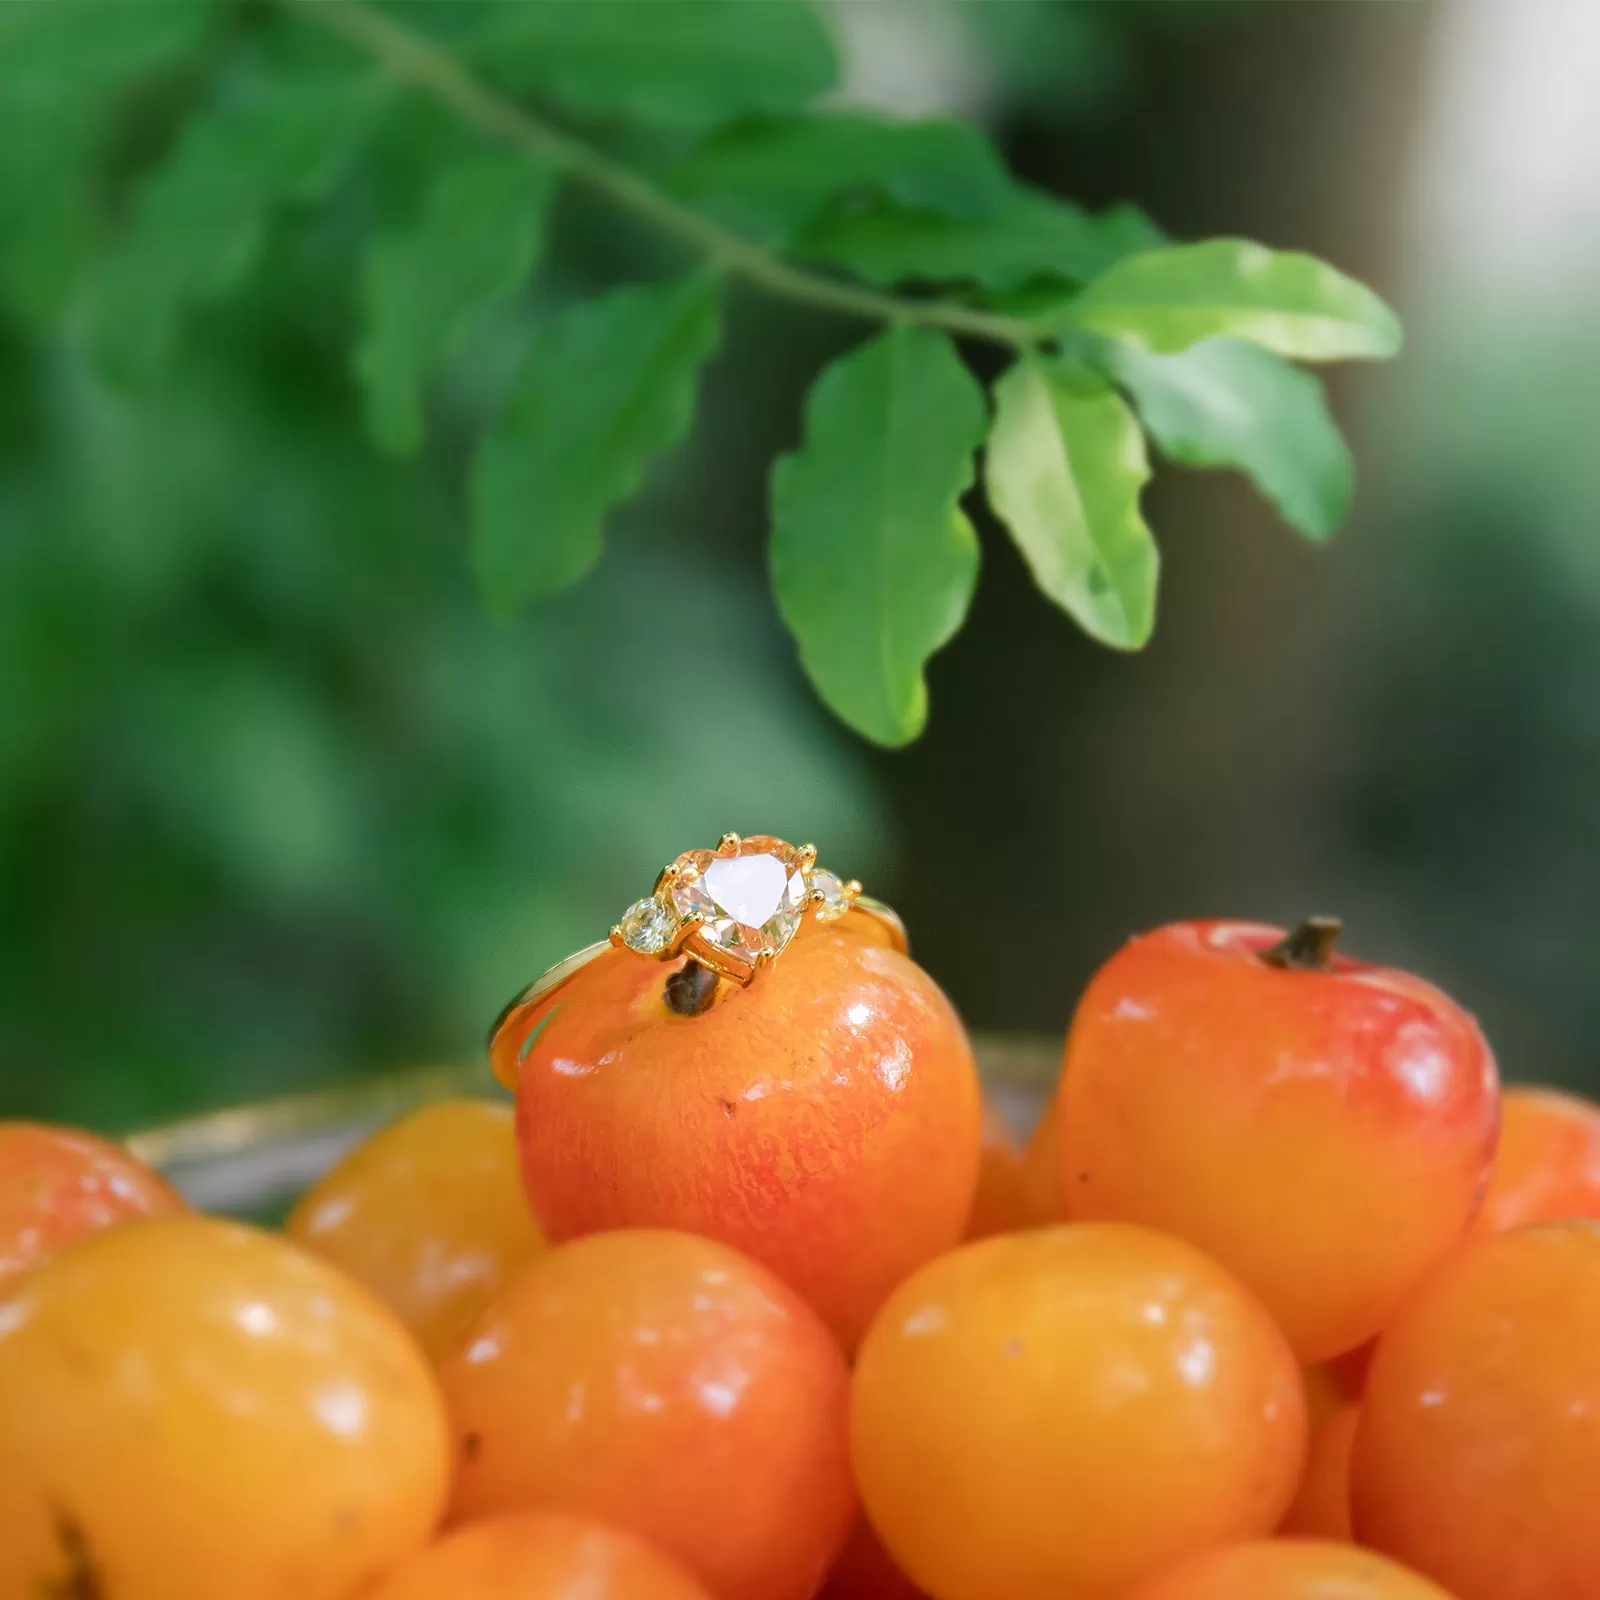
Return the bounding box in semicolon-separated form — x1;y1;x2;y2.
3;903;1599;1600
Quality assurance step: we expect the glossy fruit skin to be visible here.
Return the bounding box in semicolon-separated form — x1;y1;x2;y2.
0;1215;449;1600
363;1510;713;1600
287;1099;542;1360
850;1223;1306;1600
1473;1085;1600;1235
439;1228;853;1600
0;1121;185;1291
1058;921;1499;1361
1126;1539;1456;1599
1352;1221;1600;1600
505;915;982;1348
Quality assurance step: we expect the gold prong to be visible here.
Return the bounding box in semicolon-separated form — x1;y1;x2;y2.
717;831;741;853
845;879;863;898
669;915;705;956
653;865;675;894
797;843;818;871
609;927;626;948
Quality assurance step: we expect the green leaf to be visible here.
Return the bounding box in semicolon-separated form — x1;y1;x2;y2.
470;272;722;614
356;153;554;456
670;113;1010;247
1061;238;1403;361
468;0;836;130
1098;337;1352;540
799;186;1164;292
770;325;987;746
985;357;1156;650
93;74;382;380
0;0;213;99
0;0;216;318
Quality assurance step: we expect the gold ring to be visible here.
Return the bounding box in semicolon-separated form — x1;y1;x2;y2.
487;832;906;1053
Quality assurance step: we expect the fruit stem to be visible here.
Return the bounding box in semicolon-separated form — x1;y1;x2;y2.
665;959;719;1017
1259;916;1343;971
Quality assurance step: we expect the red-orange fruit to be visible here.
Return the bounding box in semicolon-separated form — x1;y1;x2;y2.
1473;1085;1600;1235
501;912;982;1347
1058;920;1499;1361
1352;1221;1600;1600
0;1121;185;1292
851;1224;1306;1600
438;1228;853;1600
363;1510;713;1600
1126;1539;1456;1599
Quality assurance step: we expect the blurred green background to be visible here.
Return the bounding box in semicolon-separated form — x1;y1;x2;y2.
3;0;1594;1131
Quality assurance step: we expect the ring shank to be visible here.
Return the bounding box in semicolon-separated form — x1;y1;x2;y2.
486;899;909;1083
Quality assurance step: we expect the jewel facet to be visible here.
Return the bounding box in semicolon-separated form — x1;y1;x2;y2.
669;834;809;968
618;897;675;955
811;868;850;920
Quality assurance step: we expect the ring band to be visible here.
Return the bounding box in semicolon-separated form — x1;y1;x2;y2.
487;832;906;1060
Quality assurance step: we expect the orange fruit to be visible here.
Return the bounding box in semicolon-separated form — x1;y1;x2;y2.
288;1100;542;1359
0;1215;448;1600
439;1228;853;1600
1353;1221;1600;1599
1473;1085;1600;1235
363;1510;712;1600
850;1224;1306;1600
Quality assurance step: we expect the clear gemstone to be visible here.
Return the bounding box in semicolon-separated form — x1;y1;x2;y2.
811;868;850;920
670;835;809;966
619;897;675;955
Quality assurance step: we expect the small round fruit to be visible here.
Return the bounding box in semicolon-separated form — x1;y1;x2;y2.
1352;1221;1600;1600
1279;1398;1358;1541
439;1229;853;1600
1017;1092;1064;1225
850;1224;1306;1600
1126;1540;1455;1599
0;1121;184;1291
363;1510;713;1600
1473;1086;1600;1235
964;1103;1033;1240
504;918;981;1347
0;1215;449;1600
287;1100;542;1359
1058;919;1499;1361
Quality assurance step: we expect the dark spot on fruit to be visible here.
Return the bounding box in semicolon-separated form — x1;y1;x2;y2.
1003;1337;1025;1359
1077;1172;1089;1183
463;1431;482;1462
720;1098;737;1117
45;1510;103;1600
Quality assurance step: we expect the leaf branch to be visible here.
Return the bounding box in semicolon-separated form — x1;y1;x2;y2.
284;0;1037;348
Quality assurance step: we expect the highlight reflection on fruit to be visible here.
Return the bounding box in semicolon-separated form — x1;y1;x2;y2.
850;1223;1306;1600
1058;918;1500;1361
439;1227;853;1600
503;898;983;1349
288;1099;543;1360
0;1215;450;1600
0;1121;185;1292
1353;1220;1600;1600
